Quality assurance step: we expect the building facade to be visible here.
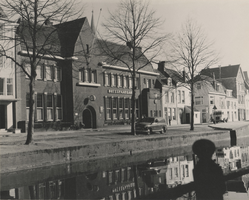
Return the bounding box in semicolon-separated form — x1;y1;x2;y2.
56;17;159;128
0;10;19;132
201;65;249;121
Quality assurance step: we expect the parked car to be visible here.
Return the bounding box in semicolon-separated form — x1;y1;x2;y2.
135;117;167;135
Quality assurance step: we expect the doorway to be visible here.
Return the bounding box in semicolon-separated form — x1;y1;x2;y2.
0;105;6;129
82;106;96;128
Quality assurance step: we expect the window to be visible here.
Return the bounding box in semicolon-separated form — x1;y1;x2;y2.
25;64;31;78
111;74;115;87
234;102;236;109
135;77;139;89
123;76;127;88
168;78;172;86
165;91;168;103
0;78;4;95
129;76;132;89
227;111;229;119
169;168;173;180
135;99;139;119
119;98;124;119
124;98;129;119
36;65;43;80
171;92;174;103
112;98;117;119
210;96;214;105
182;91;185;103
185;165;189;177
47;94;53;120
106;97;111;119
148;79;151;88
174;167;178;177
7;78;13;95
195;96;203;105
117;75;121;87
197;83;201;89
26;93;30;121
37;94;43;121
227;101;230;109
46;66;54;80
56;95;62;120
104;72;108;86
172;108;176;120
178;90;181;103
55;66;61;81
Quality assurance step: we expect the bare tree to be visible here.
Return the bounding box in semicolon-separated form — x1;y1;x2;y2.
0;0;82;144
99;0;170;135
167;19;219;130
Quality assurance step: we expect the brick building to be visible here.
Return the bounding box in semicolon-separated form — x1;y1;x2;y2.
201;65;249;121
56;17;159;128
15;19;75;131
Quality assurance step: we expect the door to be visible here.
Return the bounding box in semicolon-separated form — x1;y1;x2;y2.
82;106;96;129
0;105;6;129
186;113;190;124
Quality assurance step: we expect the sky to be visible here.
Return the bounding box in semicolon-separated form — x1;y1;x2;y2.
80;0;249;72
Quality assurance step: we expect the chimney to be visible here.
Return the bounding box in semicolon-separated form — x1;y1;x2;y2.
158;61;165;72
45;18;53;26
182;68;186;83
91;10;96;35
219;65;221;80
213;72;216;90
126;41;133;49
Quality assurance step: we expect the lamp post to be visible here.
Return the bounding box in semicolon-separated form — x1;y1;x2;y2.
212;105;217;124
154;93;158;117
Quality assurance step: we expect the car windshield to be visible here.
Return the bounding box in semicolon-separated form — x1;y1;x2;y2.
140;118;154;123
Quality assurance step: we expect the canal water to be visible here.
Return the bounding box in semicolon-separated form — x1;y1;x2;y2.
1;142;249;200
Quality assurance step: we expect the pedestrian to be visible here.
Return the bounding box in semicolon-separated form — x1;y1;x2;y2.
169;118;171;126
192;139;226;200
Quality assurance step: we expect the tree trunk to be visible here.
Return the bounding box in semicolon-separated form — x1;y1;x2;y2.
131;70;136;135
25;77;35;144
190;81;194;130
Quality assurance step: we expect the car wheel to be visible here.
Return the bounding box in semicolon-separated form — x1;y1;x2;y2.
163;127;166;133
160;127;164;134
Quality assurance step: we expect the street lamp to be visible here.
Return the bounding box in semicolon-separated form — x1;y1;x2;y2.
212;105;217;124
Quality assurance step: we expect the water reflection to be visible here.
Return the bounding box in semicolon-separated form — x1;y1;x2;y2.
1;145;249;199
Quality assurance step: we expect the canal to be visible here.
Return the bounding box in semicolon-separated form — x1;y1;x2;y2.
1;141;249;199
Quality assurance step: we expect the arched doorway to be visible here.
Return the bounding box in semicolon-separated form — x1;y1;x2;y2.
82;106;96;128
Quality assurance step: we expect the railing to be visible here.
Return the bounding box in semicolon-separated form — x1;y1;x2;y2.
143;166;249;199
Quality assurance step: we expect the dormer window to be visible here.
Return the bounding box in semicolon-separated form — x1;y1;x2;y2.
168;78;172;86
197;83;201;89
216;83;220;91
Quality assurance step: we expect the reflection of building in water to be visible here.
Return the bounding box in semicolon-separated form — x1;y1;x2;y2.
166;155;194;187
240;146;249;168
216;146;241;172
1;167;136;200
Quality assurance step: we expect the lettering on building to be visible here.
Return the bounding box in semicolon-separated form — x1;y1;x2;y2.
108;90;132;95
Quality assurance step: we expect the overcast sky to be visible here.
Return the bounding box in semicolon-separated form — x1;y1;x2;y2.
81;0;249;72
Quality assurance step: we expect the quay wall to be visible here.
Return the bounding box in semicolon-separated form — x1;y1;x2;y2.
0;130;234;173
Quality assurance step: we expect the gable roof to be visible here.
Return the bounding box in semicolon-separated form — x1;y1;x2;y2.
55;17;86;57
96;39;153;72
201;65;240;79
16;19;60;56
